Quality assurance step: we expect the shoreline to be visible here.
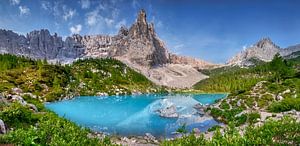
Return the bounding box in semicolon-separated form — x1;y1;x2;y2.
45;93;226;145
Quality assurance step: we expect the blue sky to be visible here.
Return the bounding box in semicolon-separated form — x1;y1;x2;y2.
0;0;300;63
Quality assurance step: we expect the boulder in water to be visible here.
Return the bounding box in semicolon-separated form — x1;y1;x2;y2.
157;105;179;118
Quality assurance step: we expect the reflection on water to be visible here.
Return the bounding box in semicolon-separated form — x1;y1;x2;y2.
46;94;226;138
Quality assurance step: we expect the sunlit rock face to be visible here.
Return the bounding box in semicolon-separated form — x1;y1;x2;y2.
227;38;300;67
227;38;280;67
122;9;170;66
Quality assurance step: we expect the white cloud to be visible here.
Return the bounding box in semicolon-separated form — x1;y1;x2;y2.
70;24;82;34
63;8;76;21
105;18;114;27
10;0;20;5
86;5;116;27
86;9;99;26
80;0;90;9
85;1;122;34
242;45;247;50
19;6;30;15
41;1;51;10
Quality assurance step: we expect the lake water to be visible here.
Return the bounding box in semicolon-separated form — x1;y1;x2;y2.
45;94;226;138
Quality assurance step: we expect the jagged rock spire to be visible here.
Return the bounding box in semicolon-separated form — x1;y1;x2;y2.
255;37;279;48
129;9;152;39
137;9;147;25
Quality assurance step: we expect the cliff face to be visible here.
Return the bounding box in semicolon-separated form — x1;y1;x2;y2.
123;9;170;66
0;29;84;62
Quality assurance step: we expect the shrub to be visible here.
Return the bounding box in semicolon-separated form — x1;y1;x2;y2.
208;125;222;132
162;116;300;145
247;112;260;124
220;102;230;110
0;103;39;129
268;98;300;112
0;112;113;145
234;114;247;126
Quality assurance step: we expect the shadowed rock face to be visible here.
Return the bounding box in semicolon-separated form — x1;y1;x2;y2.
0;29;84;61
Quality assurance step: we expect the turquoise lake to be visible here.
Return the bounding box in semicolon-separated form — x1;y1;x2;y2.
45;94;226;138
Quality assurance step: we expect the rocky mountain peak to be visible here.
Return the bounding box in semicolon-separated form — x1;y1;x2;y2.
118;26;129;36
137;9;147;25
227;37;280;66
255;37;279;49
129;9;152;39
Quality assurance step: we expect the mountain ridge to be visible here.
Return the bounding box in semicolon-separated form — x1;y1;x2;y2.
227;37;300;67
0;10;214;88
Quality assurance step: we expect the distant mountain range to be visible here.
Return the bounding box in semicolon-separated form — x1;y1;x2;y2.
227;38;300;66
0;9;299;88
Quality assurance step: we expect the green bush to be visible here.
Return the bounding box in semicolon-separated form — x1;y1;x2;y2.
268;98;300;112
220;101;230;110
0;102;39;129
247;112;260;124
234;114;247;126
0;111;114;145
207;125;222;132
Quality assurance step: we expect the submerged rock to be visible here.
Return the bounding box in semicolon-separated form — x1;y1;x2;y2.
157;105;179;118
